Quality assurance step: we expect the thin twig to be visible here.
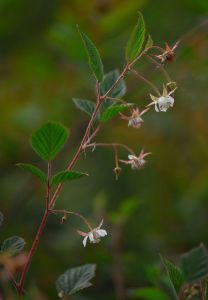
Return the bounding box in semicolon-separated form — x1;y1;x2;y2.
51;209;93;231
85;142;135;155
145;53;171;82
131;68;161;96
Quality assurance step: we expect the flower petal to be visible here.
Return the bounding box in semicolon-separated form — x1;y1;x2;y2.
155;103;159;112
89;232;95;243
98;219;103;229
96;229;107;237
83;235;88;247
128;155;136;160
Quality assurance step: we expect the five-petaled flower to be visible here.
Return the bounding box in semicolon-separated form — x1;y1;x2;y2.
120;149;151;170
155;41;179;64
119;107;149;129
77;220;107;247
147;84;176;112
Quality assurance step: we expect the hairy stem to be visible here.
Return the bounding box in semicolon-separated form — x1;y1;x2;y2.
16;65;130;293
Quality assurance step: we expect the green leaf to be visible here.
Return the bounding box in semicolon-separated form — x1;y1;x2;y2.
51;171;88;186
145;34;153;49
180;243;208;283
126;12;145;62
100;104;130;123
0;212;4;227
129;287;169;300
72;98;98;118
100;70;126;99
161;256;184;294
78;27;103;82
56;264;96;297
31;122;69;161
17;163;47;183
1;236;26;256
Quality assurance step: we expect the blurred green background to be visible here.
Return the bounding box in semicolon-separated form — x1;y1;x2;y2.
0;0;208;299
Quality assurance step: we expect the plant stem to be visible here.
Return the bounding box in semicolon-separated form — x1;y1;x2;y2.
16;63;131;293
145;53;171;82
84;142;135;155
46;161;51;209
131;68;161;96
17;209;49;295
51;209;93;231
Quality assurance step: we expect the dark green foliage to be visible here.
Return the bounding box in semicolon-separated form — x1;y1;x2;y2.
180;244;208;284
78;27;103;82
100;104;130;122
126;12;145;62
160;256;184;295
17;163;47;183
1;236;26;256
31;122;69;161
100;70;126;99
51;170;88;186
56;264;96;297
72;98;97;117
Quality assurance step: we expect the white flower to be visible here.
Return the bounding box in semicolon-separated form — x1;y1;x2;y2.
157;95;174;112
77;220;107;247
120;149;151;170
147;84;176;112
120;107;149;129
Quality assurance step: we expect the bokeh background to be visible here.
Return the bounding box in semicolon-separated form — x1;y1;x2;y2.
0;0;208;299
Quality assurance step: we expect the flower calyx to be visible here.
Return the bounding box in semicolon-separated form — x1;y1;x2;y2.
155;41;179;64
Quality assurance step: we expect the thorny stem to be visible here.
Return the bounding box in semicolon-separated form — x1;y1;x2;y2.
131;68;161;96
16;66;130;294
51;209;93;231
85;142;135;155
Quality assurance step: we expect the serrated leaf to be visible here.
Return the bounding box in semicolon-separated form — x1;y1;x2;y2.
129;287;168;300
126;12;145;62
100;70;126;99
31;122;69;161
145;34;153;49
51;171;88;186
180;243;208;283
0;212;4;227
100;104;130;123
72;98;98;118
78;27;103;82
56;264;96;297
1;236;26;256
17;163;47;183
161;256;184;294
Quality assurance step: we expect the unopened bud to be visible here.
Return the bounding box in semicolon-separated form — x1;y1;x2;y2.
61;212;68;224
114;167;122;180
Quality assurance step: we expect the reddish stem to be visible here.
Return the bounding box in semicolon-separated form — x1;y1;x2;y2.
17;209;49;295
16;66;130;293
